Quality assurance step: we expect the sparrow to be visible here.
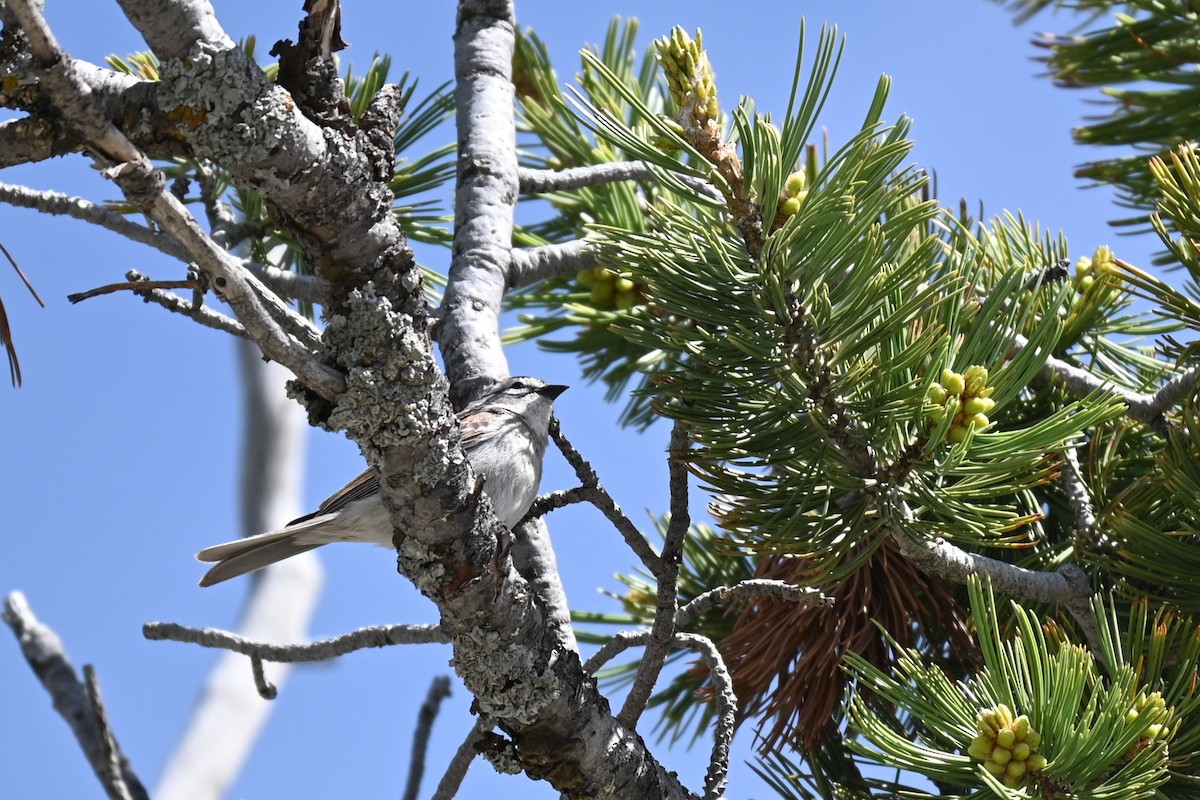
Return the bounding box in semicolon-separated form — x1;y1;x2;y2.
196;376;567;586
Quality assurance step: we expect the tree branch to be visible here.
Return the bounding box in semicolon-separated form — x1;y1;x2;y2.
435;0;519;405
3;592;150;800
583;630;734;800
508;239;594;289
888;514;1092;606
1014;333;1199;434
6;0;344;399
544;416;663;572
675;579;831;629
111;0;235;58
67;269;248;339
144;620;449;662
432;719;488;800
0;182;322;302
517;161;723;202
618;420;690;728
403;676;454;800
80;666;136;800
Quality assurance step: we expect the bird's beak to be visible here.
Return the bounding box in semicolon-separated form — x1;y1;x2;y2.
539;384;569;399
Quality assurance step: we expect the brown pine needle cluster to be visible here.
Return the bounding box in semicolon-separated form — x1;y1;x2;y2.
698;539;976;752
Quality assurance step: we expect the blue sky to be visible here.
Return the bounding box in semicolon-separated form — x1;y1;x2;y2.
1;2;1165;798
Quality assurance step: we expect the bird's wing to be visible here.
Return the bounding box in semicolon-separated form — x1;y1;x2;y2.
288;466;379;525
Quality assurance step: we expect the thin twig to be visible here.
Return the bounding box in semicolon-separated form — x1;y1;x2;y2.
403;676;453;800
524;485;592;518
249;653;277;699
518;161;723;202
6;0;344;400
0;182;322;302
618;420;690;728
82;665;135;800
0;181;190;260
68;279;199;304
1061;445;1098;551
431;719;488;800
1014;333;1199;435
675;579;831;629
0;237;45;306
582;631;734;800
3;592;150;800
683;632;735;800
547;416;663;572
143;620;449;661
120;270;248;339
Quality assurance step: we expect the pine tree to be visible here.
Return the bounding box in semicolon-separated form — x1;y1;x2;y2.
3;1;1200;798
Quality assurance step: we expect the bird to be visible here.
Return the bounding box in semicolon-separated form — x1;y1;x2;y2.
196;376;567;587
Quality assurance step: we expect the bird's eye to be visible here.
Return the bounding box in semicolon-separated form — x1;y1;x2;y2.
510;379;527;390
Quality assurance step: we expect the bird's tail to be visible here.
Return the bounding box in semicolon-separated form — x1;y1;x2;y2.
196;514;337;587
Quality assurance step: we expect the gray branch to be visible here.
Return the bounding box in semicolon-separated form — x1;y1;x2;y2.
1061;445;1098;549
508;239;595;289
435;0;522;404
82;666;136;800
403;676;454;800
3;592;150;800
432;719;488;800
583;630;734;800
0;181;189;260
675;579;831;629
7;0;344;400
618;420;690;728
544;416;663;572
1015;334;1200;434
518;161;723;203
118;270;248;338
0;182;321;302
144;620;449;661
889;518;1092;606
111;0;235;58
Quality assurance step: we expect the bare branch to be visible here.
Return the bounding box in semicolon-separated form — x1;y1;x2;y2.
249;653;276;700
82;666;136;800
102;270;249;339
0;181;188;259
3;592;150;800
546;416;663;572
525;485;591;517
675;579;831;629
0;59;171;168
619;420;690;728
403;676;454;800
68;277;200;304
1014;333;1199;434
0;182;321;302
6;0;344;399
582;630;734;800
0;115;82;166
1061;445;1098;549
111;0;235;58
682;632;735;800
435;0;521;403
518;161;723;202
889;517;1092;606
508;239;595;289
143;620;449;661
433;719;488;800
1153;364;1200;412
